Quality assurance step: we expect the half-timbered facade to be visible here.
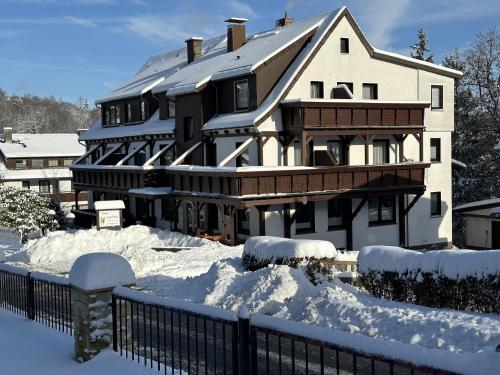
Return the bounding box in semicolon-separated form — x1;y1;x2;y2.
0;128;86;212
72;7;461;248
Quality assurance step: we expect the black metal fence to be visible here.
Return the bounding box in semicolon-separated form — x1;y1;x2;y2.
0;266;73;335
112;290;239;375
112;288;458;375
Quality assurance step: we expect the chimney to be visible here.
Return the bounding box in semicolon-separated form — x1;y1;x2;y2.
276;10;294;27
186;37;203;63
225;17;248;53
2;127;13;143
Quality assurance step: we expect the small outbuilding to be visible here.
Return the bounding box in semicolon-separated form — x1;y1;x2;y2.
454;198;500;249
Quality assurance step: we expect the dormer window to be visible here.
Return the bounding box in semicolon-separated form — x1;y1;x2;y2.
340;38;349;53
140;101;148;121
105;105;120;125
168;99;176;118
235;79;249;111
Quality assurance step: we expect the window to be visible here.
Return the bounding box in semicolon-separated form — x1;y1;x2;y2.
430;138;441;162
235;79;249;111
327;141;346;165
126;103;132;122
134;149;146;166
39;180;51;194
140;100;148;121
337;82;353;95
161;198;174;222
368;196;395;225
237;208;250;235
431;85;443;109
340;38;349;53
168;100;176;118
106;105;120;125
310;81;324;98
63;159;73;167
235;142;249;167
294;141;302;166
22;181;30;189
32;159;44;168
373;140;389;164
328;199;345;229
183;117;193;141
430;192;442;216
48;159;59;167
295;202;315;234
362;83;378;99
15;159;27;169
159;144;174;166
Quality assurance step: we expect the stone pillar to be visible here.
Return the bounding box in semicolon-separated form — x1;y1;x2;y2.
69;253;136;363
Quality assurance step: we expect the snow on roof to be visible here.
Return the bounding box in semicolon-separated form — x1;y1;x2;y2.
69;253;136;291
79;110;175;142
94;200;125;210
0;133;84;158
0;167;73;181
453;198;500;212
96;35;227;104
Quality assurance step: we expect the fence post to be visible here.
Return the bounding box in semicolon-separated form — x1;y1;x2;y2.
238;316;250;375
111;294;118;352
26;272;35;320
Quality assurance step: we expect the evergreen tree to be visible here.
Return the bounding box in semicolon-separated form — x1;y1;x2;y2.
410;28;434;63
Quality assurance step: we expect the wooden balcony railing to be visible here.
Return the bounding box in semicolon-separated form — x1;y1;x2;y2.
71;166;168;191
168;163;429;199
281;100;429;131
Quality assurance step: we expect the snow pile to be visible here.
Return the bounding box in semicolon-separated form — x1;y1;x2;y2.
243;236;337;261
358;246;500;279
69;253;136;291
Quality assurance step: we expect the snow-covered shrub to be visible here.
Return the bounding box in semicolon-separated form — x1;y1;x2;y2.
243;236;338;284
358;246;500;313
0;186;51;242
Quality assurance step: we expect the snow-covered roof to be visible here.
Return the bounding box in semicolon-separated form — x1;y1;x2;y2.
79;110;175;142
454;198;500;212
94;200;125;210
0;134;84;158
0;167;73;181
451;159;467;169
128;187;172;197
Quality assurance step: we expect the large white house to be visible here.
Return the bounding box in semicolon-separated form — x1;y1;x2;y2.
0;128;86;212
71;7;462;249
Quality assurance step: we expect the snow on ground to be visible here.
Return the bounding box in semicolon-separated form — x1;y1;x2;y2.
0;308;178;375
3;226;500;370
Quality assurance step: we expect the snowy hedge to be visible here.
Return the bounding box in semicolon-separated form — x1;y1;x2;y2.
0;186;52;242
243;236;338;284
358;246;500;313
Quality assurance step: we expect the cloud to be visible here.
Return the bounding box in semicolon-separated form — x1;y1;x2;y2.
63;16;97;28
227;1;258;18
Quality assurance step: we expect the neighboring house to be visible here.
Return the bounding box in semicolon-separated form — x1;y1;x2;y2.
0;127;87;212
72;7;462;248
454;199;500;249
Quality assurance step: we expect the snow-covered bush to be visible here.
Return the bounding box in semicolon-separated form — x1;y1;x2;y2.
358;246;500;313
243;236;338;284
0;186;51;242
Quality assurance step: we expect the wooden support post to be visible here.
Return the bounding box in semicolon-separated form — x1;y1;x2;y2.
257;137;263;166
257;205;268;236
345;199;354;250
284;203;291;238
222;204;236;246
399;194;406;247
363;135;369;165
301;131;308;166
74;190;79;211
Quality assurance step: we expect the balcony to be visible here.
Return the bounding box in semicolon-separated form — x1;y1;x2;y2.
71;165;168;192
167;162;430;207
281;99;429;135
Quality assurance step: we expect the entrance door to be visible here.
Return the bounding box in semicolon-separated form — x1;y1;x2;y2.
492;221;500;249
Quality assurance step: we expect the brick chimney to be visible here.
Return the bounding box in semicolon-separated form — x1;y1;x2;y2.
276;10;294;27
225;17;247;53
2;127;12;143
186;37;203;63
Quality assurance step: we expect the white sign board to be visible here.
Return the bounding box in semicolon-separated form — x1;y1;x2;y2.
98;210;121;229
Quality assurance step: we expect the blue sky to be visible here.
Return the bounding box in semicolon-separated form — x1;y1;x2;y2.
0;0;498;106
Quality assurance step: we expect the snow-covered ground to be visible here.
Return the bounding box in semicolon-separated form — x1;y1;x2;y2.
2;226;500;373
0;308;177;375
